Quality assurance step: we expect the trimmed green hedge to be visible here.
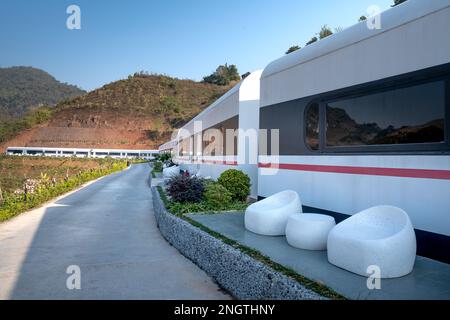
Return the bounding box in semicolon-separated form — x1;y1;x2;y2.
0;161;127;222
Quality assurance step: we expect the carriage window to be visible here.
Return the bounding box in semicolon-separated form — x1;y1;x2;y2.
326;81;446;147
305;103;320;150
178;138;191;156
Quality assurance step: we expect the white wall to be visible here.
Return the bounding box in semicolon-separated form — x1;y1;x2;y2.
258;155;450;236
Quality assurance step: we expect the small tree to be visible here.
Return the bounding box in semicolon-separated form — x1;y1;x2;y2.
392;0;407;6
306;37;318;46
241;72;251;79
359;15;367;22
318;25;333;39
286;45;300;54
203;64;241;86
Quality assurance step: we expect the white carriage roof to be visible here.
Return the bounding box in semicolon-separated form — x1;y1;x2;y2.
181;70;263;130
159;140;177;151
261;0;450;80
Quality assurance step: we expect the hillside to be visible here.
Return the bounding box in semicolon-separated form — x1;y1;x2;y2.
0;67;85;118
327;106;445;146
0;73;231;151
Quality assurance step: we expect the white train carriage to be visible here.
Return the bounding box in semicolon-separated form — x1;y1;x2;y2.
5;147;158;159
173;70;262;199
258;0;450;263
158;140;177;155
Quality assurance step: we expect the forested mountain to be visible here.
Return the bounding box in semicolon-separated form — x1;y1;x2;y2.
0;67;85;118
0;72;231;150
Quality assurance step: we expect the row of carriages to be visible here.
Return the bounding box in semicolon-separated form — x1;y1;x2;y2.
6;147;158;159
160;0;450;267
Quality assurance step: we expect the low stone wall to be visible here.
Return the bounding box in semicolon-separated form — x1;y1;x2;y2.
151;186;325;300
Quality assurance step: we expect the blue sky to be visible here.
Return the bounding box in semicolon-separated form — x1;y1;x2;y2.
0;0;394;91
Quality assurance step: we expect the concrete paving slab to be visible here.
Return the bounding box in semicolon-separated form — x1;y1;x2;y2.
189;212;450;300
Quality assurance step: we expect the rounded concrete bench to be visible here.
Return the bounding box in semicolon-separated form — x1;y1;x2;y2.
286;214;336;250
327;205;417;278
163;166;180;178
245;190;302;236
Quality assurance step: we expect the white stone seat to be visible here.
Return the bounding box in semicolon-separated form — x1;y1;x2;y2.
327;205;417;278
194;170;204;178
163;166;179;178
244;190;302;236
286;214;336;250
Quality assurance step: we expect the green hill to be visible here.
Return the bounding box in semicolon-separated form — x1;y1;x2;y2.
1;72;231;150
0;66;85;118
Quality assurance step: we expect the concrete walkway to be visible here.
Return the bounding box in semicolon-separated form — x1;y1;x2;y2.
0;164;230;300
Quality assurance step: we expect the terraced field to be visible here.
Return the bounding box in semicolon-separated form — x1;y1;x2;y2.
0;155;130;222
0;155;121;193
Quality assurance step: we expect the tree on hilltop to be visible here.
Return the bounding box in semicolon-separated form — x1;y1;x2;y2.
203;64;241;86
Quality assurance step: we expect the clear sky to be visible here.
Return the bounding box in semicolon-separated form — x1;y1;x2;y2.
0;0;394;91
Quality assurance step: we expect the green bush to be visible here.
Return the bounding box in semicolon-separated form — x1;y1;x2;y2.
157;152;172;163
153;161;163;173
157;186;248;216
218;169;250;201
204;182;232;208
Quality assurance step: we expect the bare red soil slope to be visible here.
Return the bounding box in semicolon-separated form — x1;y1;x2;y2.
1;74;230;151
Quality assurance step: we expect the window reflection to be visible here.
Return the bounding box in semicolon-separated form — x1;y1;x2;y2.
326;81;445;147
306;103;320;150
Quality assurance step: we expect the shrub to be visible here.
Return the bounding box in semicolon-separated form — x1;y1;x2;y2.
166;175;204;203
218;169;250;201
158;152;172;163
153;161;163;172
204;182;232;208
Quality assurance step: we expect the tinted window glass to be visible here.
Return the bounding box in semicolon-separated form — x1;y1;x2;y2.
326;81;445;147
179;138;191;156
305;103;320;150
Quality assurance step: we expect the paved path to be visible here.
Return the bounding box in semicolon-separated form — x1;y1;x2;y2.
0;164;230;299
